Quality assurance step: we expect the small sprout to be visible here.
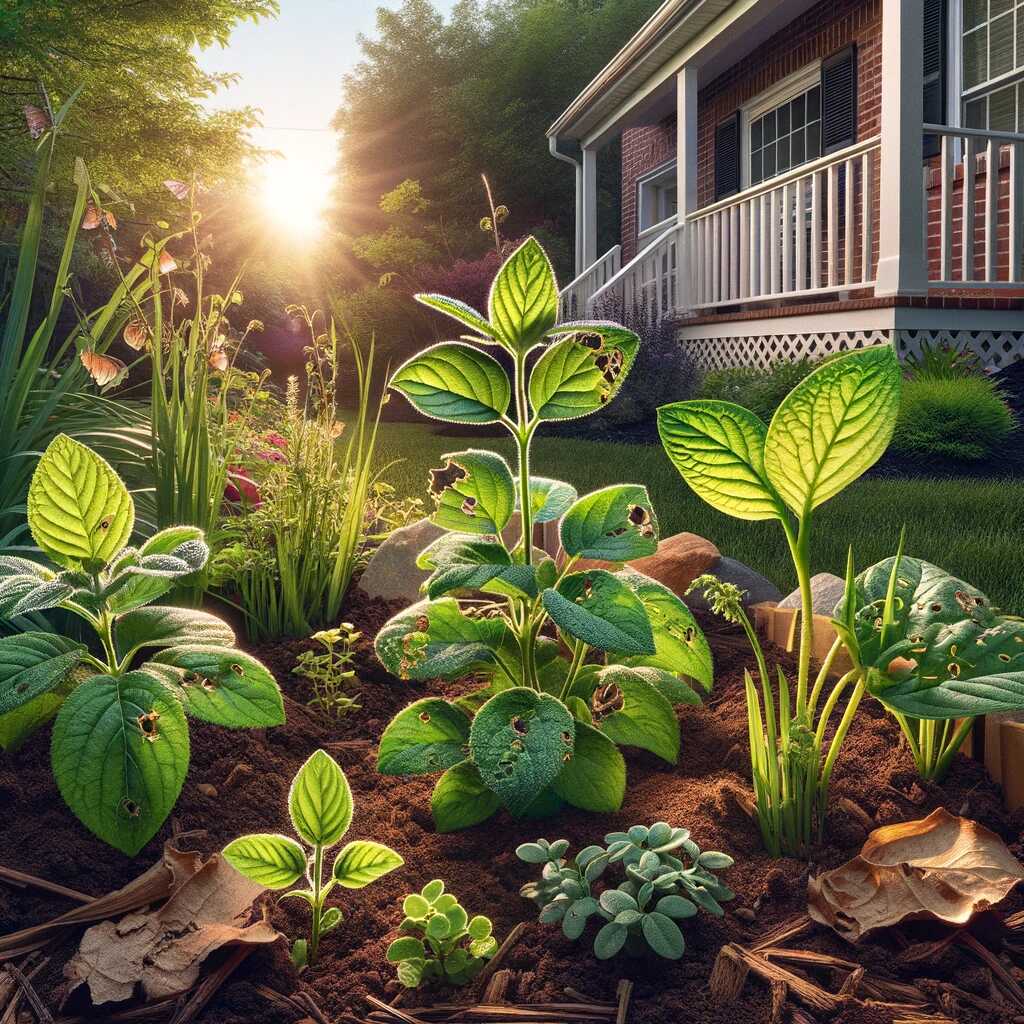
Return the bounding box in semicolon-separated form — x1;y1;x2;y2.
294;623;362;718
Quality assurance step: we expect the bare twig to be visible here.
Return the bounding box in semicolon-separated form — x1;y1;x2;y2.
5;961;54;1023
473;923;526;992
958;932;1024;1010
364;994;428;1024
614;979;633;1024
0;866;91;905
167;943;255;1024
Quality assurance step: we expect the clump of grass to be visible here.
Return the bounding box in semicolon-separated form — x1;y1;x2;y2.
699;359;817;421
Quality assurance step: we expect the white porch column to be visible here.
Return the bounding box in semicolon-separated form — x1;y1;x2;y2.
677;66;698;312
581;145;599;271
875;0;927;296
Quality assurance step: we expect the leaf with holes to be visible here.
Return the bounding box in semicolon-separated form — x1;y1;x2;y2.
431;760;501;832
114;607;235;661
529;325;639;420
560;485;658;562
542;570;654;656
150;646;283;728
287;749;353;847
378;698;470;775
551;720;625;812
590;665;680;764
28;434;134;568
469;688;574;818
488;237;558;353
333;840;404;888
764;346;901;516
0;633;85;715
223;833;307;889
51;671;189;856
657;401;785;522
375;599;505;681
390;342;511;424
428;450;515;535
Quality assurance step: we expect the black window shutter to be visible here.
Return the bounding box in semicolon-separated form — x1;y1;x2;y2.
923;0;947;158
714;111;741;200
821;45;858;153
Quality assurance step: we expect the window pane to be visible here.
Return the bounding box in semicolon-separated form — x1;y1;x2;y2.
807;122;821;160
792;93;805;128
791;131;805;165
763;146;776;178
778;104;791;135
807;86;821;121
994;0;1014;16
777;137;791;172
964;27;988;89
990;82;1017;128
991;13;1015;77
964;96;988;127
751;151;763;185
965;0;988;30
751;118;763;149
1018;6;1024;70
763;110;776;143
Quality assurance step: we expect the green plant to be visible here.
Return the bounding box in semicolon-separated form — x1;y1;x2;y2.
0;434;283;854
373;238;713;830
904;339;984;380
294;623;362;718
224;749;403;967
517;823;734;961
659;346;902;857
891;376;1014;462
386;880;498;988
833;549;1024;781
699;359;817;422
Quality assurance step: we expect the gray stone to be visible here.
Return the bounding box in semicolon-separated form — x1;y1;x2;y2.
685;556;783;611
358;518;444;605
778;572;846;617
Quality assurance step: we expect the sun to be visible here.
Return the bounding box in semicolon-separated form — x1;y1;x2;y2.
258;147;333;238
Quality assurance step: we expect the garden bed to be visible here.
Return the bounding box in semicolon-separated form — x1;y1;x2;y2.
1;591;1021;1024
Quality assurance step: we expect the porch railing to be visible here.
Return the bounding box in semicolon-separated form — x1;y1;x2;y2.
687;136;880;310
925;124;1024;288
558;245;621;318
588;222;682;323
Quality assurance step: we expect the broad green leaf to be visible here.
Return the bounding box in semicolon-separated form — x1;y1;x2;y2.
0;632;85;715
378;698;470;775
0;556;49;580
657;402;785;522
542;570;655;656
397;959;425;987
223;833;307;889
114;606;235;661
28;434;134;568
107;529;208;613
469;687;574;817
390;342;511;424
560;485;658;562
429;450;515;535
414;293;497;340
0;689;67;752
764;346;901;516
488;237;558;353
641;912;685;959
0;576;73;618
591;666;680;764
375;598;505;681
551;720;625;812
525;478;578;523
594;921;627;959
333;840;404;888
419;535;535;600
529;325;639;420
387;936;426;962
618;570;713;690
51;671;189;856
288;749;353;847
431;760;501;832
151;646;283;727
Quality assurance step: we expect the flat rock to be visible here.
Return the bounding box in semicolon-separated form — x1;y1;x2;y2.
686;556;783;611
778;572;846;617
358;518;444;605
575;531;721;598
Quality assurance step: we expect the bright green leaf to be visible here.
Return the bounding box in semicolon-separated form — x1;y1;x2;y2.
288;749;353;847
333;840;404;888
488;237;558;353
414;293;497;340
525;478;578;523
560;485;658;562
432;761;501;832
114;606;234;661
429;450;515;535
543;570;655;656
223;833;307;889
592;666;680;764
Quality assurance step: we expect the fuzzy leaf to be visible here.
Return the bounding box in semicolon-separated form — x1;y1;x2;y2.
551;720;625;812
525;477;578;523
488;237;557;353
333;840;404;888
560;485;658;562
592;665;680;764
429;450;516;535
288;749;353;847
431;760;501;832
414;294;497;340
378;698;470;775
593;921;627;959
543;570;655;656
107;529;207;613
0;632;85;715
114;606;235;661
419;536;535;599
641;911;685;959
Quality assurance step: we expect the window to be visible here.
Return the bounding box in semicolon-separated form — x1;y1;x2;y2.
637;162;678;234
749;85;822;186
961;0;1024;131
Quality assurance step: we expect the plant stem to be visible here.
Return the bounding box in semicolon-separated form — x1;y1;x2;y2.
309;843;324;964
782;516;814;714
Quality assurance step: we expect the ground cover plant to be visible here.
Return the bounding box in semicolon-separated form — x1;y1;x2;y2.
224;749;403;967
387;880;498;988
373;238;713;830
658;347;902;856
518;824;734;961
0;434;284;855
293;622;362;718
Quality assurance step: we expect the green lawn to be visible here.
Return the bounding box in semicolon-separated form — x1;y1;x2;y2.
371;420;1024;611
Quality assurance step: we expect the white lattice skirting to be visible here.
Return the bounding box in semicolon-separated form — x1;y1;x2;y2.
680;328;1024;371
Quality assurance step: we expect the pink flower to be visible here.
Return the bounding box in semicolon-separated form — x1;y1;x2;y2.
264;432;287;451
225;466;261;507
255;448;286;464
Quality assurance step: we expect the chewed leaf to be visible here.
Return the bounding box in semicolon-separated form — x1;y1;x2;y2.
378;698;470;775
429;450;515;535
589;665;680;764
375;599;505;681
529;325;639;420
560;485;658;562
551;720;625;812
418;535;536;599
543;570;655;656
0;633;85;715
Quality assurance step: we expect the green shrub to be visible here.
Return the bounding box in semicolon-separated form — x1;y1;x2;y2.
892;376;1014;462
903;339;984;380
699;359;816;421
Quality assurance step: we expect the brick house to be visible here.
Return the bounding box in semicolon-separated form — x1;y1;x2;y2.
550;0;1024;370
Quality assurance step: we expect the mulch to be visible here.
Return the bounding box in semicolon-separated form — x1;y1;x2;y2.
0;590;1022;1023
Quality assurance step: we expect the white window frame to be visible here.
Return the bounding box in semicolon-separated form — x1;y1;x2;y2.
636;159;678;243
956;0;1024;133
741;61;823;189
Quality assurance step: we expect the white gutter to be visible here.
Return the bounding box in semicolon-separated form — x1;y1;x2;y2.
549;136;586;276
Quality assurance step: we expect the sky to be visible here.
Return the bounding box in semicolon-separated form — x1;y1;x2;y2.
197;0;458;231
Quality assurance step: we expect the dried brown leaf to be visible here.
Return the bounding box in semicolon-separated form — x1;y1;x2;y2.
808;808;1024;942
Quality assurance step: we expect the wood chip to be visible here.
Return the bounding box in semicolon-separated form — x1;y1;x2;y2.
614;980;632;1024
959;932;1024;1011
714;943;840;1014
709;944;750;1005
769;980;787;1024
473;923;525;993
4;962;53;1024
364;994;428;1024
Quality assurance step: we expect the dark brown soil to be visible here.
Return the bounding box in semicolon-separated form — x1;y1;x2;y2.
1;591;1022;1024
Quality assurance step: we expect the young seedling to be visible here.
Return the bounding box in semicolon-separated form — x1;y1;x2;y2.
374;238;713;830
293;623;362;718
517;823;734;960
386;879;498;988
224;749;403;967
0;434;284;855
659;347;902;856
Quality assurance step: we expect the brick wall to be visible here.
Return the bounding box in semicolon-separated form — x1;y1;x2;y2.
621;118;677;262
